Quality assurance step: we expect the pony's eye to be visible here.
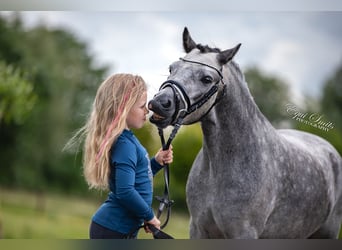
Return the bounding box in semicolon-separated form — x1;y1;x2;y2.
201;76;213;84
168;66;172;74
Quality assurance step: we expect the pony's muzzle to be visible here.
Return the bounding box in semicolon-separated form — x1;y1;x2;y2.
148;97;175;128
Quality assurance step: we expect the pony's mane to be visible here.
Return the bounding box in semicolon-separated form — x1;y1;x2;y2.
196;44;221;53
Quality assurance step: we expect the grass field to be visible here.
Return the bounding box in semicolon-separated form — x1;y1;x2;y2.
0;188;190;239
1;188;341;239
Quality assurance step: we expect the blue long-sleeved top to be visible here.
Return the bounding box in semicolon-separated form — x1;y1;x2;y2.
92;129;163;234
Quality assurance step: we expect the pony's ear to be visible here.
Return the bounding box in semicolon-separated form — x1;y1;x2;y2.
217;43;241;65
183;27;197;53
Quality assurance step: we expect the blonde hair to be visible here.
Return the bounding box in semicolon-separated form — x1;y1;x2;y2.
67;73;147;190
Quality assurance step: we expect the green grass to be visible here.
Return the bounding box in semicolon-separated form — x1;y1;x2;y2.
1;188;341;239
0;188;189;239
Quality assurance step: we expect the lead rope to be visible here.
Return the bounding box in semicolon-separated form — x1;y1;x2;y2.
124;120;181;239
155;118;183;229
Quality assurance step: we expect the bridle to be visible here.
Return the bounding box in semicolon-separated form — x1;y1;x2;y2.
154;57;225;229
159;57;224;127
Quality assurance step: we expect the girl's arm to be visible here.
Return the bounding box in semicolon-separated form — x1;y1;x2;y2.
115;162;154;221
112;140;155;221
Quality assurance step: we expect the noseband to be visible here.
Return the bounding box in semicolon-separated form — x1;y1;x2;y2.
159;57;224;126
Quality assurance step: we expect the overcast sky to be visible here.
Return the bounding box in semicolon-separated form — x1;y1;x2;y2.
2;11;342;104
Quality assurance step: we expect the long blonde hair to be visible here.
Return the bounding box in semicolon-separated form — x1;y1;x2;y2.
68;73;147;190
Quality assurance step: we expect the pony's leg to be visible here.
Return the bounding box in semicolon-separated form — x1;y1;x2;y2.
189;217;210;239
217;218;259;239
189;214;227;238
223;226;258;239
309;198;342;239
308;218;341;238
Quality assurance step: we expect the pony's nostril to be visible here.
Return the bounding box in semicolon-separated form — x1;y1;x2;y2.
161;99;172;109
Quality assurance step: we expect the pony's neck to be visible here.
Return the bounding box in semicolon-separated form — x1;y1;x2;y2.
201;61;275;149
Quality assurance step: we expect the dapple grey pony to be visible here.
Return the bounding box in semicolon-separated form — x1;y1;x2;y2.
148;27;342;238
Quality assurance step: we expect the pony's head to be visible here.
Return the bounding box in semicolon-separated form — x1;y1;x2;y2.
149;27;240;128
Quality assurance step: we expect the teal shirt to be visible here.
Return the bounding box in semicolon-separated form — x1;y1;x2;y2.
92;130;163;234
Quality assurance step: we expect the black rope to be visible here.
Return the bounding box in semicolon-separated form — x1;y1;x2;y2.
155;118;183;229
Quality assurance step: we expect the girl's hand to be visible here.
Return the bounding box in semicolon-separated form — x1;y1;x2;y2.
144;216;161;233
155;146;173;165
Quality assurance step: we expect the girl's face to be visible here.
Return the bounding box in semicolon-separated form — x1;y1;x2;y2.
126;91;148;129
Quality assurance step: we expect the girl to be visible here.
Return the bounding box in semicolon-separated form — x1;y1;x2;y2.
70;73;173;239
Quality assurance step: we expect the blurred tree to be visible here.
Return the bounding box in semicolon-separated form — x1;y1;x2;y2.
142;124;203;212
296;62;342;156
0;62;37;125
244;66;292;128
0;15;35;187
0;14;108;193
169;124;202;210
321;62;342;156
321;63;342;132
132;122;160;155
0;13;24;65
0;62;37;186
